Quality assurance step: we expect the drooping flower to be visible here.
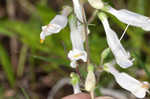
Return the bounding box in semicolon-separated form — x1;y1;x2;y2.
68;14;87;68
70;73;81;94
88;0;104;9
103;6;150;31
40;6;72;43
98;12;134;68
104;62;150;98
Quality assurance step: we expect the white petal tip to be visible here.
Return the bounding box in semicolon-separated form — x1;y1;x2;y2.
42;26;47;30
116;59;133;68
132;91;146;98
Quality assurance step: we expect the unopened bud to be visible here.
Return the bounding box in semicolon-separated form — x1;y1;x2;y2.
85;65;96;92
88;0;104;9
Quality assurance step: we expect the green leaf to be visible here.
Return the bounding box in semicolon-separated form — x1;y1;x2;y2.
0;44;15;87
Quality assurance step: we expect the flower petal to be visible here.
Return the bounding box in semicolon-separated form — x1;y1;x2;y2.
68;49;87;62
106;6;150;31
105;63;149;98
40;15;68;40
72;0;85;22
68;15;87;68
115;73;147;98
98;12;133;68
69;15;85;49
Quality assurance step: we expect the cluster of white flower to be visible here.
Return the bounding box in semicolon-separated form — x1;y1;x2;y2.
40;0;150;98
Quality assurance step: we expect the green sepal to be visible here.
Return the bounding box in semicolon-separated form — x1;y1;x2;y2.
97;12;107;21
88;64;94;72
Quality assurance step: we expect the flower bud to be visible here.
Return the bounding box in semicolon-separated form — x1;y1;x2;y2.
70;73;81;94
85;65;96;92
88;0;104;9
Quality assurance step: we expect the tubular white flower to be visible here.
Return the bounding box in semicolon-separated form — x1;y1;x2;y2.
105;63;150;98
68;15;87;68
98;12;134;68
88;0;104;9
40;15;68;42
72;0;84;23
105;6;150;31
40;6;72;43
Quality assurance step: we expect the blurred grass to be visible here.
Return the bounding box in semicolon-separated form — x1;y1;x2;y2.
0;0;150;98
0;43;15;87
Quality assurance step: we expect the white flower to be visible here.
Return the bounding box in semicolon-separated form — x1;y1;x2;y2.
40;6;72;43
98;12;134;68
68;15;87;68
105;63;150;98
40;15;68;42
88;0;104;9
72;0;84;22
105;6;150;31
68;49;87;68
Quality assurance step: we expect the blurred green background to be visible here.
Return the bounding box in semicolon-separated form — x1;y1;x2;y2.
0;0;150;99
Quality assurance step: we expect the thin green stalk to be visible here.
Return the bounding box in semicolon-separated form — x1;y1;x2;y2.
17;44;28;77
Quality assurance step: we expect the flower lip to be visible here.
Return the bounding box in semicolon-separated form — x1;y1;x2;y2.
68;49;87;62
